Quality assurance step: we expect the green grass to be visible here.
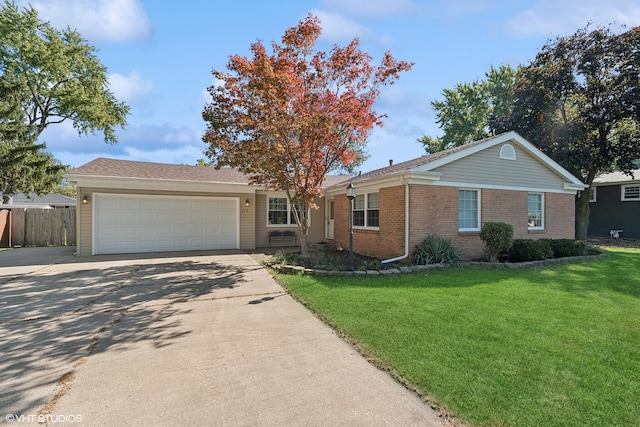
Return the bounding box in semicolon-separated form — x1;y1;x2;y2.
276;248;640;427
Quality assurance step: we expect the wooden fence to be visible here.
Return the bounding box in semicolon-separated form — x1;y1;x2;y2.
0;208;76;247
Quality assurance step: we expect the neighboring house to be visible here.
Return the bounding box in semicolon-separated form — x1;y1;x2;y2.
0;193;77;247
0;192;76;210
66;131;586;259
588;169;640;239
325;131;586;261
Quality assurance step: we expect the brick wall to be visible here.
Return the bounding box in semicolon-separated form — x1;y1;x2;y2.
545;192;575;239
334;186;406;260
335;184;577;262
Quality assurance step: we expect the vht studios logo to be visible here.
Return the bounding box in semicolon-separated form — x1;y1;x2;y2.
5;414;83;423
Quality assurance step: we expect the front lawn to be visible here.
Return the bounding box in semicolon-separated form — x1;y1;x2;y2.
276;248;640;427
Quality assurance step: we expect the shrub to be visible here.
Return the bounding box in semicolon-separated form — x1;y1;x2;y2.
508;239;554;262
412;234;463;266
269;250;302;266
548;239;585;258
479;222;514;262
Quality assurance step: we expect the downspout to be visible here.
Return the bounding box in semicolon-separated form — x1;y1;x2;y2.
381;178;410;264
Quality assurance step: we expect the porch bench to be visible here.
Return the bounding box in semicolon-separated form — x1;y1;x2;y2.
269;230;298;247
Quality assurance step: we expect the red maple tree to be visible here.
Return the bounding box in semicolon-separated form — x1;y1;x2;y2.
202;14;412;255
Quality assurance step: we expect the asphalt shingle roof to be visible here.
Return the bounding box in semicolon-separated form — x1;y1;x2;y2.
593;169;639;184
67;157;351;188
12;193;76;205
67;158;251;184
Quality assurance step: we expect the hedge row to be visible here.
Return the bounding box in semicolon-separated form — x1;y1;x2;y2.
507;238;586;262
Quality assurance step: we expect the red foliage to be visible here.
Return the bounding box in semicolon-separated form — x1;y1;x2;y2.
202;13;412;252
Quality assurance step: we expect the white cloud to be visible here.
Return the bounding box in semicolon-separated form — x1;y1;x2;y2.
108;73;153;104
321;0;420;18
505;0;640;37
45;122;206;167
122;146;205;166
311;9;392;44
21;0;152;43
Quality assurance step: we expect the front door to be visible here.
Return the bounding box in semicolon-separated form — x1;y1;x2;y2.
326;198;334;239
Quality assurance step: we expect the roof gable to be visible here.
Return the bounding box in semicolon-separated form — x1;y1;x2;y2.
332;132;585;192
411;132;582;185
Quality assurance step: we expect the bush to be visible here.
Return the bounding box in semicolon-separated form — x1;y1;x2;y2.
412;234;463;266
508;239;554;262
479;222;514;262
548;239;585;258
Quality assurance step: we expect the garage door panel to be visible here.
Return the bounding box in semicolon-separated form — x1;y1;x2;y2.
94;194;239;255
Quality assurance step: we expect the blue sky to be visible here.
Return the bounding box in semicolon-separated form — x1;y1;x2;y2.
18;0;640;172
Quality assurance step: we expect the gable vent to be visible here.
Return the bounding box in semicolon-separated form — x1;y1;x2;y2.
500;143;516;160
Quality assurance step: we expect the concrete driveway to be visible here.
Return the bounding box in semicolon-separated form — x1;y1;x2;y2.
0;247;443;426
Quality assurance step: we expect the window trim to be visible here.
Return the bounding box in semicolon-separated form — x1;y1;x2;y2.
352;192;380;230
499;143;516;160
621;184;640;201
266;196;311;227
528;192;545;230
458;188;480;232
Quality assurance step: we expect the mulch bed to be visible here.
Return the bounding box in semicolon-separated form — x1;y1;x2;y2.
586;238;640;249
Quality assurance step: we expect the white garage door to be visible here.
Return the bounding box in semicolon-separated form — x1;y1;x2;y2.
93;194;239;255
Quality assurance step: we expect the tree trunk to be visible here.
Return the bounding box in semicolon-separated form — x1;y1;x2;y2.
299;228;310;257
575;190;591;240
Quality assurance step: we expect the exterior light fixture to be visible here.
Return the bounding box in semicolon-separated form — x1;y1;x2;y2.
82;195;89;204
245;199;250;207
346;182;356;271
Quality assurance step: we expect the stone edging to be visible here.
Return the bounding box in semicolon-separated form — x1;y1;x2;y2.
265;249;606;275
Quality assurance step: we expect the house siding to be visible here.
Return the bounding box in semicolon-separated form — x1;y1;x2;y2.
335;184;576;261
430;144;567;191
254;193;326;248
589;184;640;238
75;187;255;256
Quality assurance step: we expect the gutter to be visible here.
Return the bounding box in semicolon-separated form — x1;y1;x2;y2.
381;178;410;264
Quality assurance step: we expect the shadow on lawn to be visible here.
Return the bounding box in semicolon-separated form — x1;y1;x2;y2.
0;254;257;417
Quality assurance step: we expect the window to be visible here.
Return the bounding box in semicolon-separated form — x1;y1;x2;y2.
268;197;288;225
528;193;544;229
353;195;365;226
352;192;379;228
268;197;309;226
367;192;379;227
458;189;479;231
589;187;597;203
621;184;640;201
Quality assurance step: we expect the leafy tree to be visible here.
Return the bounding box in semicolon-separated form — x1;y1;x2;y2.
55;180;76;198
202;14;412;255
0;1;129;143
0;1;129;201
499;25;640;239
418;65;518;153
